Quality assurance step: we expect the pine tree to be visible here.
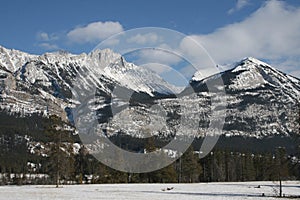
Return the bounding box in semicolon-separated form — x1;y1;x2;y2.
44;115;75;187
243;153;256;181
159;163;177;183
144;137;157;183
275;147;289;197
181;146;202;183
75;145;89;184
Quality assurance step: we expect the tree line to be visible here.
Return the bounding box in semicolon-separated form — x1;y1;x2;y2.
0;140;299;185
0;114;299;185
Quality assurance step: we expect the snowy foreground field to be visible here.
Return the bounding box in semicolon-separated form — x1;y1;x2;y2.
0;181;299;200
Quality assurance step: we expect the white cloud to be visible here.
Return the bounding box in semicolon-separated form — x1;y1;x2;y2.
137;48;182;66
38;43;59;50
37;32;49;41
179;64;198;79
126;33;160;44
103;38;120;46
36;31;60;50
228;0;250;14
141;63;172;74
36;32;59;41
188;0;300;76
67;21;124;44
178;36;219;78
267;57;300;78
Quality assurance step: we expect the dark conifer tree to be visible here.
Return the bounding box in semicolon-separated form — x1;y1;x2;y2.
44;115;75;187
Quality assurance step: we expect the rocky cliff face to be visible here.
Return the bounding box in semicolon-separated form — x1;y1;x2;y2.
0;46;179;120
0;46;299;139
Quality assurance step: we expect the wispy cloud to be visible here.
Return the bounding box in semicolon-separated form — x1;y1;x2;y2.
137;48;182;66
36;21;123;51
228;0;250;14
67;21;123;44
141;63;172;74
36;31;59;42
37;32;50;41
36;31;60;50
185;0;300;77
38;42;59;50
126;33;160;45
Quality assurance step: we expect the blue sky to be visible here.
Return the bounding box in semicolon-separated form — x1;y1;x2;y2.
1;0;300;78
0;0;261;54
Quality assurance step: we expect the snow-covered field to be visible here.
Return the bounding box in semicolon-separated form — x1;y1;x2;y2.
0;181;299;200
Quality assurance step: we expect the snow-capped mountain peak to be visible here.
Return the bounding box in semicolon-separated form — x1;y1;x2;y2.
0;45;37;73
187;57;300;138
242;56;270;66
227;57;300;96
0;45;184;117
88;48;122;72
1;45;300;139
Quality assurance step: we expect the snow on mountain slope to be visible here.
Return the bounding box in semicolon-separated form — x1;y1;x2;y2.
228;57;300;97
104;58;180;95
0;45;181;118
0;46;37;73
188;57;300;138
98;57;300;139
0;45;299;139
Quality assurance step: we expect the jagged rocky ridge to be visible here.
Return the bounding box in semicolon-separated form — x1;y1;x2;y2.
0;45;299;139
0;46;179;119
190;57;300;137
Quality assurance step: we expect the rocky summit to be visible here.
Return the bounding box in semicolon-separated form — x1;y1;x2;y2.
0;45;299;139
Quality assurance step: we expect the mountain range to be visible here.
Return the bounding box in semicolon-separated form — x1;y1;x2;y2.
0;45;299;142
